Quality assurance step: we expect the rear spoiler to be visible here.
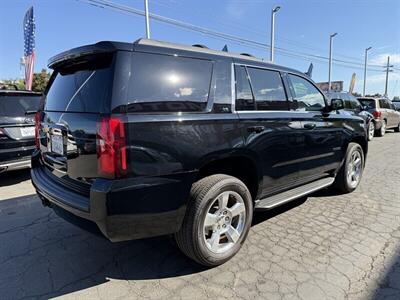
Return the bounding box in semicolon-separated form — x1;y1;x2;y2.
48;41;134;69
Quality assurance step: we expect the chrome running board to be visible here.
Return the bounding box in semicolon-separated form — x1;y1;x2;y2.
255;177;335;210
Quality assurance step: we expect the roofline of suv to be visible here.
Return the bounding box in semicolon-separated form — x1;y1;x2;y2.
47;38;303;76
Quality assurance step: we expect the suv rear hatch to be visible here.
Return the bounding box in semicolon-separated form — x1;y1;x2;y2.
0;92;41;161
39;51;117;194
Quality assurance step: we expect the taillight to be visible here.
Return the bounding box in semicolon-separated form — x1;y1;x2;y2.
96;117;127;178
373;111;382;119
34;112;40;149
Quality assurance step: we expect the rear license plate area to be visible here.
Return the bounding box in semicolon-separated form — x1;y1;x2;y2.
50;134;64;156
20;126;35;137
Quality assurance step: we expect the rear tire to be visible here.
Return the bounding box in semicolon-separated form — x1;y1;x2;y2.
367;121;375;141
394;123;400;133
175;174;253;267
376;120;386;137
333;143;364;194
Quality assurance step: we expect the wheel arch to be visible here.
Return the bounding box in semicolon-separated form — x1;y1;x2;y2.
195;153;262;201
349;135;368;164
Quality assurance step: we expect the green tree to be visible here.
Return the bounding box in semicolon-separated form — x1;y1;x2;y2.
1;69;52;92
31;69;51;92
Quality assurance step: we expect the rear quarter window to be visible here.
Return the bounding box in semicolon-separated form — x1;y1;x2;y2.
126;52;213;113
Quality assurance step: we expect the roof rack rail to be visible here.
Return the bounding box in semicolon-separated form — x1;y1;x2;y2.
240;53;255;58
192;44;209;49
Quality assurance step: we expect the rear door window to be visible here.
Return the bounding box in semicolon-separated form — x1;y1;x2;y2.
246;67;288;111
0;95;41;116
127;52;212;113
379;99;391;109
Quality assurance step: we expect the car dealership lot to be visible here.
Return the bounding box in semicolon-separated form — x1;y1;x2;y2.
0;133;399;300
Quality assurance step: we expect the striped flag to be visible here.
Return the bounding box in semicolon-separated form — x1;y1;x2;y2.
23;6;35;91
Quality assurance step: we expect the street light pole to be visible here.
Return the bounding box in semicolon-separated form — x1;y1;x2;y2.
328;32;337;92
144;0;150;39
363;47;372;97
270;6;280;63
384;56;393;97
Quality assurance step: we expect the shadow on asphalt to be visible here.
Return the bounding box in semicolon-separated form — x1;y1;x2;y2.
372;244;400;300
0;168;31;187
7;185;395;298
0;191;316;298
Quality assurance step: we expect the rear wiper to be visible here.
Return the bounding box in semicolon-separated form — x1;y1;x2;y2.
25;110;37;115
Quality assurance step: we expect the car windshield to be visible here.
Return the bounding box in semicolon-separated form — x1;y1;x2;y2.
358;99;376;109
0;95;41;116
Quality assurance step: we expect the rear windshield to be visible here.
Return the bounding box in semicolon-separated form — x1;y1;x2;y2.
44;54;114;113
0;95;41;116
358;99;376;109
125;52;213;113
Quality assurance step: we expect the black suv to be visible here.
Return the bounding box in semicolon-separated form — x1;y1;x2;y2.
326;92;375;141
0;89;41;173
31;39;368;266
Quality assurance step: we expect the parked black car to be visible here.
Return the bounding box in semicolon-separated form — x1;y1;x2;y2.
31;39;368;266
358;97;400;136
0;90;41;173
326;92;375;141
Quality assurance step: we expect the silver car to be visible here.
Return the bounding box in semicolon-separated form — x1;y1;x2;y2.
358;97;400;136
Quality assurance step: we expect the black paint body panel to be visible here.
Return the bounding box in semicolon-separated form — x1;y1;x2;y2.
31;40;368;242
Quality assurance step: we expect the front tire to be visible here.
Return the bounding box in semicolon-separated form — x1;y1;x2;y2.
333;143;364;193
175;174;253;267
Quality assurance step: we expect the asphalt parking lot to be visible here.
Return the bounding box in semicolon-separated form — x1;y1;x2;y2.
0;133;399;300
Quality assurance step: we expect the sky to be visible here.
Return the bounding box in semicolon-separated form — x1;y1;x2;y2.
1;0;399;98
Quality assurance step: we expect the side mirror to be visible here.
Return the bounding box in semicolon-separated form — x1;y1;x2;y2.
330;98;345;111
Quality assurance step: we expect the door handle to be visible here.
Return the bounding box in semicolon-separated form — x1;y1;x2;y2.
247;126;265;133
303;123;316;130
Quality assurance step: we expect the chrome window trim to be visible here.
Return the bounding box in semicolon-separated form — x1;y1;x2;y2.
231;63;236;113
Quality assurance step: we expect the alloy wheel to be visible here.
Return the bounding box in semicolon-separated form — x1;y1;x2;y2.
368;122;375;140
202;191;246;254
347;150;362;188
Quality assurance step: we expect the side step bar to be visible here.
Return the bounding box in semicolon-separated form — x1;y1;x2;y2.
255;177;335;210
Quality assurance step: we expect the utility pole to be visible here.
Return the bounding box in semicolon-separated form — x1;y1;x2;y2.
363;47;372;97
384;56;394;97
270;6;280;63
144;0;150;39
328;33;337;92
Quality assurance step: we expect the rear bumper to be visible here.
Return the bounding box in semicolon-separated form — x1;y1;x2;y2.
0;157;31;173
31;151;195;242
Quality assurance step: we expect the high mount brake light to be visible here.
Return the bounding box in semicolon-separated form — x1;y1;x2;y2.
96;117;127;178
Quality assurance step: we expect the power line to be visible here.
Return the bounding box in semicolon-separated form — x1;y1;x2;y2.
152;0;382;66
77;0;392;73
